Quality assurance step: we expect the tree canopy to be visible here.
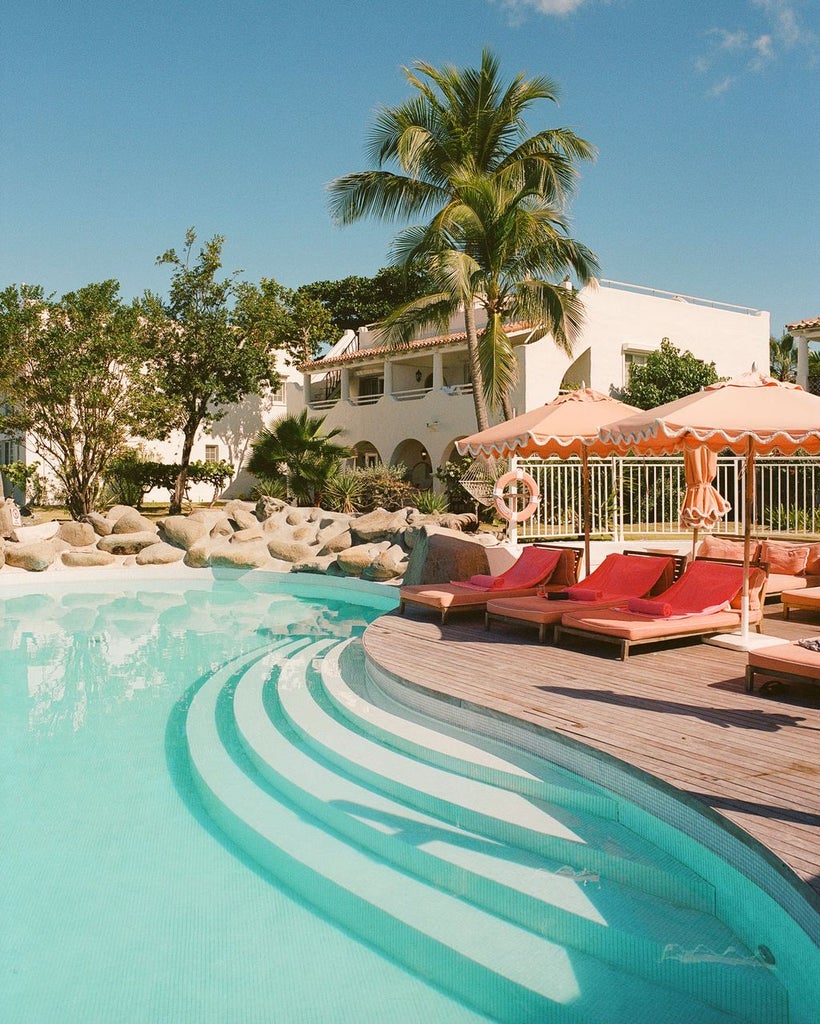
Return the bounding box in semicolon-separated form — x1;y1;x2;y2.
0;280;156;518
140;229;282;513
300;265;436;333
619;338;720;410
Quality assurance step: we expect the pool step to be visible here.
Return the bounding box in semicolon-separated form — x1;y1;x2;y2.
279;647;714;914
233;648;784;1020
186;639;788;1024
321;640;618;818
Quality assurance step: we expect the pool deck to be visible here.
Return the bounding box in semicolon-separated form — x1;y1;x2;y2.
363;601;820;902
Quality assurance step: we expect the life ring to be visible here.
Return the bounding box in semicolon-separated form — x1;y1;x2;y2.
493;469;540;523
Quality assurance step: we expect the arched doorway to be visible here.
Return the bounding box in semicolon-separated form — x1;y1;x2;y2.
391;439;433;489
350;441;381;469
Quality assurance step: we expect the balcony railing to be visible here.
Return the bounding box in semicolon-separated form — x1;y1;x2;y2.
307;382;473;408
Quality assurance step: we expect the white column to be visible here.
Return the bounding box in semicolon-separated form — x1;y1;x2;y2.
302;372;312;406
340;367;350;402
383;360;393;398
432;351;444;389
796;334;809;390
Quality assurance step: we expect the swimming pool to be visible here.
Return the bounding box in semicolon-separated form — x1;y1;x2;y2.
2;570;816;1022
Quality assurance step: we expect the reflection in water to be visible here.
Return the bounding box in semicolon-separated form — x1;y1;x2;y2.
1;581;366;736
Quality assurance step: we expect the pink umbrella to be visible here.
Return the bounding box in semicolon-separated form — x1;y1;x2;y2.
680;447;732;557
599;369;820;645
457;389;641;573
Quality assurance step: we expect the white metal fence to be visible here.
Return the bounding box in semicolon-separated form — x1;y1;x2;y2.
514;456;820;540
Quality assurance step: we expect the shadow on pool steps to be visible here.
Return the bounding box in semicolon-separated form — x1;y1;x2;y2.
185;638;788;1024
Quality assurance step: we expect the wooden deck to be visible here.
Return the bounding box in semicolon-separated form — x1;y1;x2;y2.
363;601;820;902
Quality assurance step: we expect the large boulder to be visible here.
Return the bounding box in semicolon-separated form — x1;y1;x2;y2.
317;528;353;556
112;508;157;534
290;554;340;575
0;541;5;569
57;521;97;547
159;516;210;550
210;540;274;570
184;538;213;568
11;520;60;543
136;542;186;565
401;526;498;586
362;544;409;582
230;526;264;543
61;549;117;568
0;499;19;539
4;541;57;572
227;508;260;532
85;511;114;536
97;531;162;555
351;507;410;543
265;530;319;563
255;495;289;521
209;517;235;541
336;541;390;577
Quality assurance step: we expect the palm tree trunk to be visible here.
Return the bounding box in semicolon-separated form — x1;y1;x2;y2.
463;301;489;431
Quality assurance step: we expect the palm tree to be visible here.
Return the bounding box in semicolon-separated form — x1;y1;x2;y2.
248;410;350;506
769;333;796;381
383;172;598;419
328;50;597;430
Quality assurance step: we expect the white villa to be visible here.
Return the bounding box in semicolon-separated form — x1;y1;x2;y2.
0;278;780;505
291;279;770;488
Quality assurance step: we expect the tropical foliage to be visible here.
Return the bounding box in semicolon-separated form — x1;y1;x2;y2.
248;410;350;506
619;338;720;409
328;50;599;429
769;333;796;381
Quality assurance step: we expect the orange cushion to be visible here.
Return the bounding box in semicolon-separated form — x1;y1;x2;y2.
748;641;820;679
561;607;747;641
697;535;754;562
728;567;767;612
546;548;580;587
804;543;820;575
760;540;809;576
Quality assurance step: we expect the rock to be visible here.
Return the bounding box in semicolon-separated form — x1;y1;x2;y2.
227;508;259;531
230;526;264;543
136;542;185;565
335;542;390;577
209;517;235;540
184;538;213;568
112;508;157;534
292;524;319;544
210;541;274;570
0;541;5;569
4;541;57;571
265;533;319;563
286;508;312;527
85;511;114;536
255;495;289;521
11;520;60;543
318;529;353;556
290;554;339;574
106;504;136;523
188;508;230;524
351;507;410;543
159;516;209;550
61;549;117;567
401;526;498;586
362;544;409;582
0;499;18;539
97;531;163;555
223;499;258;519
57;521;97;547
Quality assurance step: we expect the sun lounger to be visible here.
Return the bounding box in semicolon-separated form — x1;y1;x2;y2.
555;559;768;660
398;544;581;624
484;550;684;643
781;586;820;620
746;639;820;692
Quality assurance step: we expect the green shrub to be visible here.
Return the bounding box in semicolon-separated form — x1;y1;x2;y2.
414;489;449;515
324;472;365;513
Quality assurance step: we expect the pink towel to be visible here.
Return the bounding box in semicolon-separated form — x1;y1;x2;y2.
451;546;563;593
627;597;673;617
567;588;604;602
569;553;671;601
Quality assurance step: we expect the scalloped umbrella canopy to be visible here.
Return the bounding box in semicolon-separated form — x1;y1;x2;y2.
457;389;641;572
599;370;820;637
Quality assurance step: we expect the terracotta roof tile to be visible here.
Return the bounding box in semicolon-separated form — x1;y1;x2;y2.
786;316;820;332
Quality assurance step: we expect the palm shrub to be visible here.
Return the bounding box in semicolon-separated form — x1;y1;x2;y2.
357;463;418;511
324;471;365;514
414;489;449;515
248;410;350;506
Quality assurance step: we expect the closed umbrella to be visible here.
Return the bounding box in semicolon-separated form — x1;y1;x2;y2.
599;370;820;649
458;389;640;574
680;446;732;558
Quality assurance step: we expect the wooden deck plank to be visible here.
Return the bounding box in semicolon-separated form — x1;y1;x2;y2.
363;603;820;901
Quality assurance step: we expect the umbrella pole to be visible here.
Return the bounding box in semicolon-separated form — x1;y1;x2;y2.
581;449;591;576
741;439;754;638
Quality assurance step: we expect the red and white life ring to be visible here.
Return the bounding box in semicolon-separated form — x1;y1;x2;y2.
493;469;540;523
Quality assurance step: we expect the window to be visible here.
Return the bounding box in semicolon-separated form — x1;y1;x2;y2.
358;376;384;403
269;384;285;404
204;445;220;462
622;344;654;385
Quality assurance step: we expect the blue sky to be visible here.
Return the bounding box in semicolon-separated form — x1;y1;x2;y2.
1;0;817;336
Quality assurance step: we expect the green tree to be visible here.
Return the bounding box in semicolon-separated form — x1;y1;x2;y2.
234;277;334;367
247;410;350;506
328;50;598;430
300;265;436;332
769;332;796;381
0;281;156;518
619;338;719;410
141;229;280;514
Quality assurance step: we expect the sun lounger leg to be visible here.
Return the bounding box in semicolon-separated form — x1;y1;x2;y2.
484;612;491;631
745;665;755;692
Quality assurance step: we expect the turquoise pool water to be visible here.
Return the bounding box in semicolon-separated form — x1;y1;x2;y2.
2;572;815;1023
1;575;492;1024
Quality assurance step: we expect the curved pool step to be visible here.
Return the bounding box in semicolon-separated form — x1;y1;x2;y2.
278;647;714;914
187;642;764;1024
233;646;784;1018
320;639;617;818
